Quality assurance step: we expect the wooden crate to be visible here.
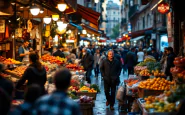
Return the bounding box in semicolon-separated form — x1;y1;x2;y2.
138;88;164;98
80;103;93;115
76;92;97;100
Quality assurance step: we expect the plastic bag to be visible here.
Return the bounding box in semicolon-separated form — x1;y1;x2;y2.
116;86;124;101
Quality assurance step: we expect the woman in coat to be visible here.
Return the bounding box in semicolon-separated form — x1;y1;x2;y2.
16;51;47;95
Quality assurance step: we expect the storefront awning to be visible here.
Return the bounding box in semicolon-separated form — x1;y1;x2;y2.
131;27;152;38
77;4;100;30
82;24;102;36
130;36;144;42
80;37;92;42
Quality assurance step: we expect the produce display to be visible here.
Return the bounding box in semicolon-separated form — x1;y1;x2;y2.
6;66;27;77
125;79;139;87
139;69;152;76
134;66;147;71
79;95;93;103
41;61;57;72
70;79;80;87
170;66;184;74
173;56;185;67
144;57;156;63
0;73;10;78
0;56;22;65
66;64;84;70
41;54;66;65
138;78;174;90
78;86;97;93
146;62;161;72
151;70;165;77
90;84;100;93
68;86;79;92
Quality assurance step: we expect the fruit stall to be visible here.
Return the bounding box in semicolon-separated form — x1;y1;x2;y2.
0;54;99;115
122;56;185;115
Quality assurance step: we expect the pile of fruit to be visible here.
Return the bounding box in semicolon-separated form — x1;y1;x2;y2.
6;66;27;77
151;70;165;77
41;55;66;65
134;66;147;71
3;58;22;65
138;78;174;90
173;56;185;67
78;86;97;93
41;61;57;72
68;86;79;92
144;100;176;112
125;79;139;87
0;56;6;62
0;73;10;78
66;64;84;70
139;69;152;76
144;57;156;63
170;66;184;74
70;79;80;87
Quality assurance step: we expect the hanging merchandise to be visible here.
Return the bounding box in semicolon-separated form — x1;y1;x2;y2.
158;1;170;14
45;25;50;37
5;25;9;39
27;20;32;33
15;28;22;38
0;20;5;33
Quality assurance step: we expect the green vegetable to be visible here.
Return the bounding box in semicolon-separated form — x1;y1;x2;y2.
90;84;100;93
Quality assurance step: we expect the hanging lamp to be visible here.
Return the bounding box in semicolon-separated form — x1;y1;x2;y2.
57;0;67;12
30;5;40;16
43;10;51;24
52;14;59;21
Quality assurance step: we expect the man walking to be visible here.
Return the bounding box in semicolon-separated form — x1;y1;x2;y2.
80;48;94;83
100;50;122;110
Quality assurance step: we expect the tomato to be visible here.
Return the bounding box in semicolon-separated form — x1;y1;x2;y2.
174;60;180;65
175;57;181;61
180;58;185;63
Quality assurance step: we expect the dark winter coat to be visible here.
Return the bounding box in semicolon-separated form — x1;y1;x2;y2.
125;51;137;68
165;52;176;76
100;58;122;84
80;52;94;70
53;50;65;58
16;64;47;93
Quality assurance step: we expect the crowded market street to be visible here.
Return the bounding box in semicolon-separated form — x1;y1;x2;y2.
1;0;185;115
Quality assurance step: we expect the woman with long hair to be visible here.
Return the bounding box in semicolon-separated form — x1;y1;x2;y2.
16;51;47;95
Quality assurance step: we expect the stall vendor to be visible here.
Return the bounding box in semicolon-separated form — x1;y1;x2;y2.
18;41;30;63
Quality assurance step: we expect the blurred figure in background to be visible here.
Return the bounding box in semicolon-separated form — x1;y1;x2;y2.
68;49;77;63
32;68;81;115
160;47;168;73
53;45;65;58
80;48;94;83
137;47;144;64
94;48;101;77
9;84;42;115
151;48;159;61
125;47;137;76
165;47;176;81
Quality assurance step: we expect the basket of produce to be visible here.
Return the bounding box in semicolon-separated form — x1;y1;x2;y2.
138;78;174;98
79;95;94;115
76;86;97;100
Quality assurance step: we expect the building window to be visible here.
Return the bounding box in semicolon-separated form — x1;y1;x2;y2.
143;17;145;29
147;14;150;28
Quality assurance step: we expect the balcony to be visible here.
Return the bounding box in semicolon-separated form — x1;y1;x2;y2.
129;4;139;18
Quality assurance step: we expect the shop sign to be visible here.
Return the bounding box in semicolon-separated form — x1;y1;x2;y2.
127;23;132;32
0;20;5;33
167;12;173;42
158;2;170;14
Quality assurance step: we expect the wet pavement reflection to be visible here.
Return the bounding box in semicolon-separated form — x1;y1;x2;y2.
91;71;128;115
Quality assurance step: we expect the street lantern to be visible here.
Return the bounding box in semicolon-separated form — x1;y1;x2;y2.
158;2;170;14
57;0;67;12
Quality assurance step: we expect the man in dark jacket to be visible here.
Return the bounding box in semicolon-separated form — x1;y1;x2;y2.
165;47;176;81
53;45;65;58
125;47;137;76
100;50;122;110
80;48;94;83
